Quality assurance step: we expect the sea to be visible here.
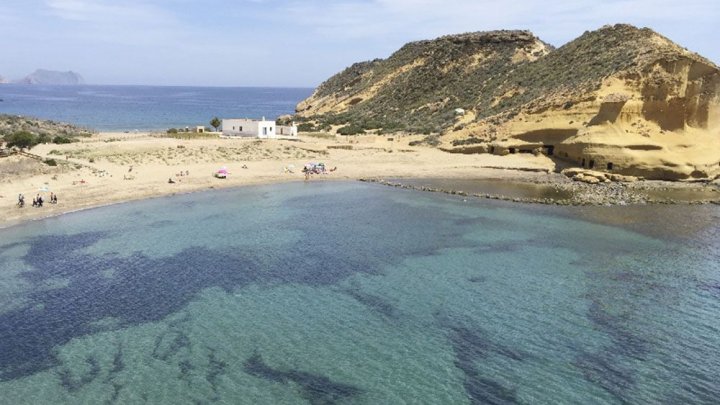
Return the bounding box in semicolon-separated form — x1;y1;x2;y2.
0;84;313;131
0;181;718;404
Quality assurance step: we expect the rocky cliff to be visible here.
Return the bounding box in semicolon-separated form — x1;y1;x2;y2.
296;30;553;134
17;69;84;85
297;24;720;180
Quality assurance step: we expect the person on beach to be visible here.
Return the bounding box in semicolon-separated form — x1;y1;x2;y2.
18;194;24;208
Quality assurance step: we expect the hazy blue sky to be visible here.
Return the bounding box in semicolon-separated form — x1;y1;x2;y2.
1;0;718;87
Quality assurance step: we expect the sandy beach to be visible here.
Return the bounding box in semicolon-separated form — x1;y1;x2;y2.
0;132;561;227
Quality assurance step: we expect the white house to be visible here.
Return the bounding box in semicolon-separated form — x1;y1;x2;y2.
221;117;297;139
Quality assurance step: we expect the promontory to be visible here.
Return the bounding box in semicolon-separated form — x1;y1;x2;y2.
294;24;720;181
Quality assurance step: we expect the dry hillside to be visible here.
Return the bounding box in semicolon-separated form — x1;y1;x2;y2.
296;24;720;180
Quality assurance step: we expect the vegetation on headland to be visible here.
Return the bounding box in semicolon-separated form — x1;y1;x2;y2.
294;24;720;181
0;114;93;150
295;24;719;135
295;30;553;133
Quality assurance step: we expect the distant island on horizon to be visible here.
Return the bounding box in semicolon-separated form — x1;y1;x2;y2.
0;69;84;86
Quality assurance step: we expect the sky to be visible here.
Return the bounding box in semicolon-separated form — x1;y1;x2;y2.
0;0;718;87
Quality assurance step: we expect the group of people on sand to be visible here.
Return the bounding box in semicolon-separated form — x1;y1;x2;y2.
18;192;57;208
169;169;190;184
302;162;337;180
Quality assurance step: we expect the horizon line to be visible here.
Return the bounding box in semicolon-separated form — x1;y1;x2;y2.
0;83;317;89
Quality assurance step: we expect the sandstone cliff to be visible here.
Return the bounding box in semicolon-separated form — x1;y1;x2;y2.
297;24;720;180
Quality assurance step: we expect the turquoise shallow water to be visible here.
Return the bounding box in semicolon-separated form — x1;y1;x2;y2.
0;182;718;404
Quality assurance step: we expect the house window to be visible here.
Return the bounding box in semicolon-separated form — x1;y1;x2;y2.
239;126;243;131
263;127;267;135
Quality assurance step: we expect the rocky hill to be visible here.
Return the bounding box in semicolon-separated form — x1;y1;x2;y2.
296;30;553;134
17;69;84;85
296;24;720;180
0;114;93;147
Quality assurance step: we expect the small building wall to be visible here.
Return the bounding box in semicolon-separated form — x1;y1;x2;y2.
221;118;293;138
223;119;257;137
276;125;298;137
256;121;276;139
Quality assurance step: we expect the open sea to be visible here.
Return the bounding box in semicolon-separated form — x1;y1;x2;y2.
0;85;313;131
0;181;718;404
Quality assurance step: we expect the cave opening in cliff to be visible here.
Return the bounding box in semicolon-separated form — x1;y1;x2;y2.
589;160;595;169
542;145;554;156
509;148;516;154
607;162;614;170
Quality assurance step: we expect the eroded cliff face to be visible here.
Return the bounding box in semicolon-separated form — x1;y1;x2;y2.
445;26;720;180
637;58;720;130
479;56;720;180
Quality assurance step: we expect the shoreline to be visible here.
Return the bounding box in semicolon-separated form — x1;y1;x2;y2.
4;173;718;231
2;132;718;229
0;177;307;230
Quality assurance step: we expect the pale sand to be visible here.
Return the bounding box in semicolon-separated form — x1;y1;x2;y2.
0;132;555;228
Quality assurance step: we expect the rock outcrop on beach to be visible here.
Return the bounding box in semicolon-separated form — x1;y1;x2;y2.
16;69;84;85
297;24;720;180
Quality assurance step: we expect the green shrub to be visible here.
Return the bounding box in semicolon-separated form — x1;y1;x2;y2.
37;134;52;144
298;123;315;132
53;136;73;144
167;128;178;134
425;135;441;146
4;131;38;149
336;124;365;135
452;136;483;146
409;135;441;147
44;158;58;166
